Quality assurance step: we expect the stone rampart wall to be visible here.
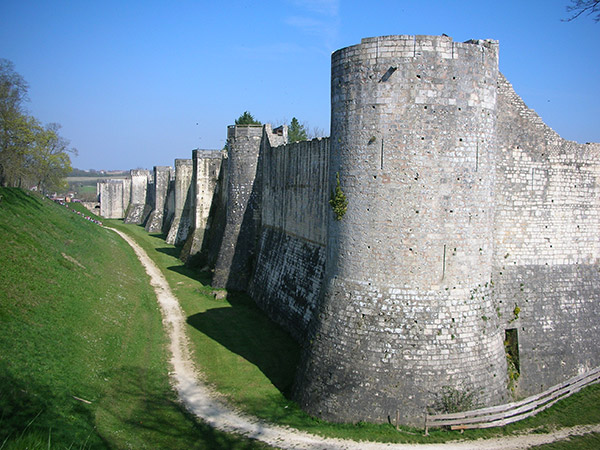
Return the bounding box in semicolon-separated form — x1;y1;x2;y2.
124;169;152;224
166;159;193;245
249;137;329;340
98;179;126;219
212;125;266;291
146;166;173;233
180;150;223;263
494;74;600;394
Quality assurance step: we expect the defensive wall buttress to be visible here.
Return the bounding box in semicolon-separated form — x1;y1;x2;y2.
97;34;600;426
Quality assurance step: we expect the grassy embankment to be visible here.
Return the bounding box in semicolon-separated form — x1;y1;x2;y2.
0;187;269;449
109;220;600;448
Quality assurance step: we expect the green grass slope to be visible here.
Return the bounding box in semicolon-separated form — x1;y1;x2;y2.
0;188;268;449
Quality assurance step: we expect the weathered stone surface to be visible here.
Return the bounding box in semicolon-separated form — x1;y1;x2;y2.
98;179;127;219
294;35;507;425
212;124;290;290
180;150;223;263
124;169;152;224
492;74;600;395
212;125;265;290
163;174;176;233
249;136;329;340
166;159;193;245
145;166;172;233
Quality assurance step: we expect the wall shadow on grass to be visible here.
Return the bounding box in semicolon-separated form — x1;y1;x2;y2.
166;263;212;285
156;246;184;258
186;291;301;398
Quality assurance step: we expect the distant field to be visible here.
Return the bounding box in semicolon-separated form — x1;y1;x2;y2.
78;185;97;194
67;176;128;200
67;175;127;183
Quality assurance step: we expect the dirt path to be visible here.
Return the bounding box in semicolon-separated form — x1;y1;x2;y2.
110;228;600;450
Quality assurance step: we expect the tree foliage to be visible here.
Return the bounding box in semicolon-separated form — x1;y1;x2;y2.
329;172;348;221
0;59;30;186
565;0;600;21
235;111;261;125
0;59;75;192
28;122;76;192
288;117;308;143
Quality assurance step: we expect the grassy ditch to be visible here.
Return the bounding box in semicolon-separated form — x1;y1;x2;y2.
110;220;600;446
0;188;269;449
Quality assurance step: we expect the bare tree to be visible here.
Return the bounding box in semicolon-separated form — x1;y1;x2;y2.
564;0;600;22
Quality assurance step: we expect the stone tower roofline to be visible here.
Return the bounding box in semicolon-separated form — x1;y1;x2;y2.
227;123;264;141
191;149;223;159
333;34;499;62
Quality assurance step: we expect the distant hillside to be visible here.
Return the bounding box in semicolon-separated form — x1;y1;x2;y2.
70;168;128;177
65;170;129;201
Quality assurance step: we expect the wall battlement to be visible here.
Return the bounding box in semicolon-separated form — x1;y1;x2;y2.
333;35;498;65
97;34;600;426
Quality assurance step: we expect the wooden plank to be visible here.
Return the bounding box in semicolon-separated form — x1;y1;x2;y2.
435;368;600;422
425;367;600;432
446;375;600;430
429;368;600;423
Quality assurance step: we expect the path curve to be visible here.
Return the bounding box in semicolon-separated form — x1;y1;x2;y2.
110;227;600;450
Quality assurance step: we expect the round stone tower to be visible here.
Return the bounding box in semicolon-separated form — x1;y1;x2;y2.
212;124;264;291
294;35;508;425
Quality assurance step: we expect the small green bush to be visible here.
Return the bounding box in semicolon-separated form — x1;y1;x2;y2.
329;172;348;221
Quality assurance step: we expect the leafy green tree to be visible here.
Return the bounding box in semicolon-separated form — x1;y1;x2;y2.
0;59;75;190
288;117;308;142
0;113;36;187
27;122;76;193
235;111;261;125
0;59;31;186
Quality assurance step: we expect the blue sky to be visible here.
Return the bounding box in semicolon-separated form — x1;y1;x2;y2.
1;0;598;170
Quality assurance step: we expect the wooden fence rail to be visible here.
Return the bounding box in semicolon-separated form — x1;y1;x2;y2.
424;366;600;435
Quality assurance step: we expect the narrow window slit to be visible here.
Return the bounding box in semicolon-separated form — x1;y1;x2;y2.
442;244;447;280
379;66;397;83
505;328;520;376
